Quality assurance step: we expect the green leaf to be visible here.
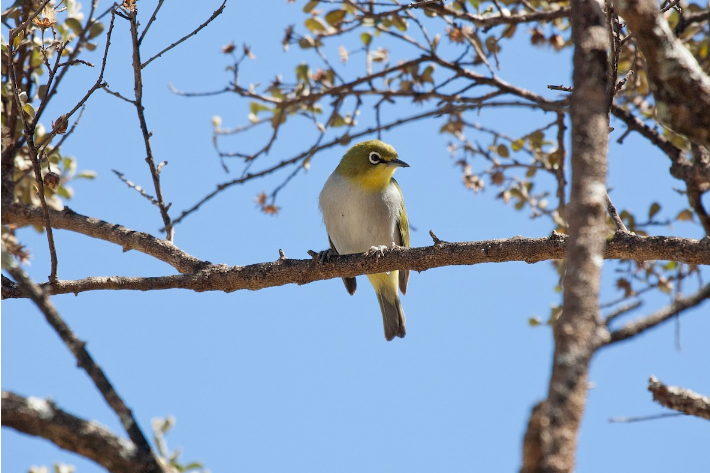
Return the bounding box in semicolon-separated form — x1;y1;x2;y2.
303;0;319;13
76;171;96;179
295;63;309;82
497;144;509;158
305;17;327;33
55;186;72;199
88;21;105;40
12;31;24;48
360;32;372;47
528;317;542;327
390;14;407;31
324;9;346;26
511;139;524;151
22;103;35;120
250;101;271;115
648;202;661;219
65;18;83;36
420;65;435;84
298;37;314;49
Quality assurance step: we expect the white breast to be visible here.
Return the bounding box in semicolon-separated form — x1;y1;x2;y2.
319;172;403;255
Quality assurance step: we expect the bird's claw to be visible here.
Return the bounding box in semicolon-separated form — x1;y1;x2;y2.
317;248;337;263
366;245;389;258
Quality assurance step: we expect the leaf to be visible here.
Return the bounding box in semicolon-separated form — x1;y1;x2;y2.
420;65;435;84
496;144;509;158
511;139;524;151
250;101;271;115
675;209;694;221
55;185;72;199
528;317;542;327
360;32;372;47
65;18;83;36
295;63;309;82
303;0;319;13
305;18;327;34
324;9;346;26
76;171;96;179
390;13;407;31
648;202;661;219
88;21;104;40
13;31;24;48
22;103;35;120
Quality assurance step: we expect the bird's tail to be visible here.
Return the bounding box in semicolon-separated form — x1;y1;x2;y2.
368;272;406;341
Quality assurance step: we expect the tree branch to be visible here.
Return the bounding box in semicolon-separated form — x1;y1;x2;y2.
539;0;610;470
613;0;710;147
648;376;710;421
604;282;710;345
4;265;164;472
2;391;158;473
2;203;206;274
3;233;708;299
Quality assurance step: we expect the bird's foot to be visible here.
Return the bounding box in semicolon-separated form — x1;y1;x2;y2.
366;245;389;258
316;248;337;263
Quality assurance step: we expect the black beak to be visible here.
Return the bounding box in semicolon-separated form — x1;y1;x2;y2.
388;158;409;168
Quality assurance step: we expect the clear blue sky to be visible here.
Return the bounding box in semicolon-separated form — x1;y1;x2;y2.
3;1;709;472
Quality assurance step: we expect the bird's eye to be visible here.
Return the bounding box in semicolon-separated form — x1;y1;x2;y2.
369;151;382;165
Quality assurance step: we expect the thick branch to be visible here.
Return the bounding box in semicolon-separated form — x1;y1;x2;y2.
5;265;163;472
3;233;708;299
2;203;207;273
648;376;710;421
539;0;610;470
1;391;157;473
613;0;710;146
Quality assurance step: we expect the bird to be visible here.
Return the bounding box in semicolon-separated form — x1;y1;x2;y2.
319;140;410;341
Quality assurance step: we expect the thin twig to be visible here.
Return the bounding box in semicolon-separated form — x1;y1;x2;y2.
605;192;629;232
138;0;166;44
604;282;710;346
141;1;227;69
112;170;159;205
128;10;174;240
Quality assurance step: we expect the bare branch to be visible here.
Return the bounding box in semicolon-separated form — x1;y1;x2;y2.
141;1;227;69
3;233;709;299
604;282;710;345
2;203;206;274
4;265;164;472
605;193;629;233
2;391;158;473
128;10;175;240
648;376;710;421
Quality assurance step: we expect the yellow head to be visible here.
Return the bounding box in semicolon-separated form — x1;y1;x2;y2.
335;140;409;191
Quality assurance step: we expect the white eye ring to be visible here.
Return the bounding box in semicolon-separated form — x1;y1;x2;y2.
369;151;381;165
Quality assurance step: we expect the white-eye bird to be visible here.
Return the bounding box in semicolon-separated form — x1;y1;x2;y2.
319;140;410;341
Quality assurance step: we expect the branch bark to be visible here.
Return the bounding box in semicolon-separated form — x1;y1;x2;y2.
648;376;710;421
2;203;206;273
3;232;708;299
2;391;159;473
4;264;164;473
613;0;710;147
538;0;610;470
604;282;710;346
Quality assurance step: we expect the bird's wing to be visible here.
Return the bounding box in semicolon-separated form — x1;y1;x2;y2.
392;179;410;295
329;234;357;295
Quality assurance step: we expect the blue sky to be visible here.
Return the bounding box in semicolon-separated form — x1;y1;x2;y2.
3;1;709;472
